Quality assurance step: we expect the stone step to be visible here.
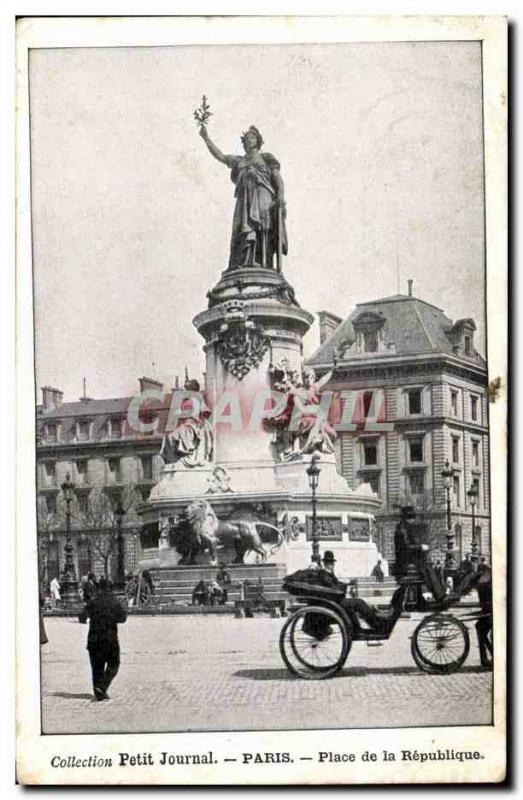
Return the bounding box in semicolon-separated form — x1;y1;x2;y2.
157;579;284;591
151;589;288;602
151;564;286;581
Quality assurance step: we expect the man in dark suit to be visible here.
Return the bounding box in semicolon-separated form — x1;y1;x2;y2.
79;577;127;701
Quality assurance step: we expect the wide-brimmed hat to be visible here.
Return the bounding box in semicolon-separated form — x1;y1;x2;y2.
322;550;337;563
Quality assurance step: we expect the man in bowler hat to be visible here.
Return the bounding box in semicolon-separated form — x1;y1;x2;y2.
321;550;337;574
79;577;127;701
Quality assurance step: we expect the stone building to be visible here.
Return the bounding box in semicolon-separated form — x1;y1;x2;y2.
307;286;490;570
36;377;172;585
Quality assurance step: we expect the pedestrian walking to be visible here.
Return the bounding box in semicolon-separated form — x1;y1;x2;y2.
82;572;98;604
39;589;48;645
474;562;493;668
78;577;127;701
370;559;385;583
49;576;61;608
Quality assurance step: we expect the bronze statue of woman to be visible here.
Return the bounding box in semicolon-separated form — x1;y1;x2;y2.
199;124;288;271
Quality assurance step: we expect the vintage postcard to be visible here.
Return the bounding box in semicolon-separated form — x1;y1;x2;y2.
15;15;507;785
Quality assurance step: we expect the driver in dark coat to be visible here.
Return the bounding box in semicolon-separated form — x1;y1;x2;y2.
79;577;127;701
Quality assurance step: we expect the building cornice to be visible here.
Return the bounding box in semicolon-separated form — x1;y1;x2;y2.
36;437;163;459
312;353;487;385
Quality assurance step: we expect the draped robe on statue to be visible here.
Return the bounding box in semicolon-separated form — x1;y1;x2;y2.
160;394;213;467
225;151;288;270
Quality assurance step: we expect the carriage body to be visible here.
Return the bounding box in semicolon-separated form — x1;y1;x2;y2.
279;568;478;679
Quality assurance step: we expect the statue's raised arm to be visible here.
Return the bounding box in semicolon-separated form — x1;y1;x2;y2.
199;126;231;166
195;100;288;271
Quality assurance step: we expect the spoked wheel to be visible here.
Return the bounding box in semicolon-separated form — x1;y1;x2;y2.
411;613;470;674
279;605;351;679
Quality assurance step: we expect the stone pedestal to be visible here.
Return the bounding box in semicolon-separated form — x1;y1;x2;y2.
140;265;387;578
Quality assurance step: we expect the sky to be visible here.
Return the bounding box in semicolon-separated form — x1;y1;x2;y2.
29;41;485;402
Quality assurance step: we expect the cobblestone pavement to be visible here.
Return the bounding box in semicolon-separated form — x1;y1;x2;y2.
41;614;492;734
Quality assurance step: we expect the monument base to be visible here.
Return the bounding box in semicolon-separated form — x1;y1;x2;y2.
140;454;387;578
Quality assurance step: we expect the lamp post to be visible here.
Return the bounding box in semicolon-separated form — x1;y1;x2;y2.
60;472;79;606
441;459;456;572
467;483;479;566
306;453;322;566
115;501;125;587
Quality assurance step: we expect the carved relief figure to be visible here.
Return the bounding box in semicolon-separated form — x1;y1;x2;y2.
264;359;338;460
199;123;287;271
159;379;213;467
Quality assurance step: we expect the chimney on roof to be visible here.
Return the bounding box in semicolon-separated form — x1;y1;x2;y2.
317;310;343;345
139;376;164;394
79;376;93;403
41;386;63;411
407;279;413;297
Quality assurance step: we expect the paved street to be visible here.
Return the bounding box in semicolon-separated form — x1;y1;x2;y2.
41;614;492;734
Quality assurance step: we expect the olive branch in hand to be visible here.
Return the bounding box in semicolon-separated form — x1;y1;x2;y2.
193;95;213;130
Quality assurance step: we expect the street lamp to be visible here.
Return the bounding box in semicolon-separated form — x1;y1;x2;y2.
60;472;79;606
467;483;479;566
115;501;125;587
441;459;456;572
306;453;322;566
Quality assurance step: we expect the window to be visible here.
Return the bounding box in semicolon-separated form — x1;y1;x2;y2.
76;493;89;514
408;389;422;415
363;391;373;419
451;390;458;416
360;473;380;495
409;472;424;496
471;395;478;422
363;441;377;466
111;418;122;439
464;335;472;356
140;455;153;480
77;420;90;441
472;440;480;468
43;461;56;485
47;540;60;580
364;330;378;353
46;423;57;442
107;458;121;482
409;438;423;463
452;437;460;464
140;485;152;502
474;525;482;555
472;477;480;505
453;474;461;506
139;410;157;435
454;523;463;561
45;494;56;515
75;460;88;484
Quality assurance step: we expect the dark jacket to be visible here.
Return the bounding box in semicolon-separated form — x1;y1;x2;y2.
83;579;98;603
79;590;127;649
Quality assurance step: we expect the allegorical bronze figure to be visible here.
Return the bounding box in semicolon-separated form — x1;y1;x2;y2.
195;98;287;271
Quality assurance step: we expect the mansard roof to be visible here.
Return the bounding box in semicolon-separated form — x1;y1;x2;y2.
36;392;174;443
307;293;486;368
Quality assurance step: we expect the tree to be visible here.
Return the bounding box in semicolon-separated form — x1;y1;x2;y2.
36;495;66;584
72;484;140;578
